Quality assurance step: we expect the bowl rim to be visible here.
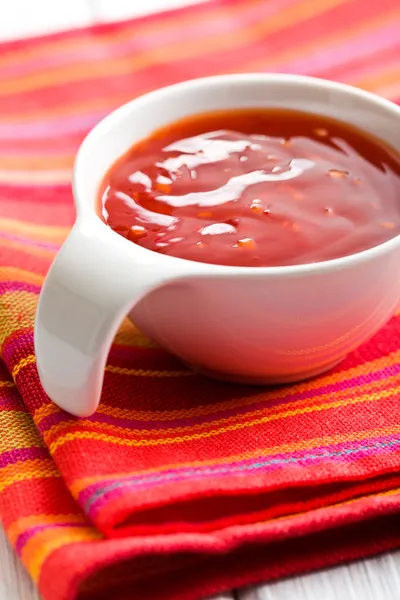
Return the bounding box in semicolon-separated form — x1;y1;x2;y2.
73;73;400;279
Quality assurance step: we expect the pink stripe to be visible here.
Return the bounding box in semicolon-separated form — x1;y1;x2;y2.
277;21;400;75
0;0;297;81
0;112;104;139
0;147;73;156
339;54;400;87
38;362;400;436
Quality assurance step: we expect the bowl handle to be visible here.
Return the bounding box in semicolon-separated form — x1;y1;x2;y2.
34;221;171;417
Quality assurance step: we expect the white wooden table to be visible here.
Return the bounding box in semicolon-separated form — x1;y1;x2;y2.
1;1;400;599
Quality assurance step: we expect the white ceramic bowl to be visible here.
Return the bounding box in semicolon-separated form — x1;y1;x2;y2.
34;74;400;416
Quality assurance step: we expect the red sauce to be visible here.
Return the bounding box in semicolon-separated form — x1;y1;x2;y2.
99;109;400;267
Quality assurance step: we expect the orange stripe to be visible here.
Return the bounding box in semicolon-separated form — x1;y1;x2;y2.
232;7;400;73
0;91;131;123
0;237;56;259
0;169;71;184
12;354;193;380
260;486;400;527
0;0;262;70
0;459;60;493
0;155;74;170
0;267;44;285
6;5;393;130
0;410;43;452
0;92;129;123
70;422;400;495
113;318;157;348
48;386;400;451
0;3;388;124
22;527;102;581
0;380;14;388
0;0;349;97
7;514;87;545
0;218;69;243
42;373;400;442
42;383;400;445
34;348;400;425
355;63;400;92
12;355;36;379
374;81;400;100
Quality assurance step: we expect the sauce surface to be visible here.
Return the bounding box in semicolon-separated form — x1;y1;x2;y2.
100;109;400;267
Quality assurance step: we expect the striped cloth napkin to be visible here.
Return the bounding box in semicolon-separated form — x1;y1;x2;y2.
1;0;400;599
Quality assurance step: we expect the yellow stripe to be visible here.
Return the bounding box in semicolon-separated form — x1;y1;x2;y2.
49;386;400;452
43;378;400;441
41;366;400;436
260;486;400;529
105;363;193;377
355;63;400;93
0;218;69;243
34;348;400;426
113;318;157;349
0;89;131;123
374;81;400;101
71;422;400;496
0;0;264;70
0;236;56;259
12;355;36;379
13;354;193;380
0;155;74;170
0;291;37;349
21;488;400;582
22;527;102;582
0;380;14;388
0;410;44;452
7;514;87;545
0;295;150;356
0;0;349;97
0;5;395;125
0;459;60;493
232;8;400;73
0;169;71;185
0;267;44;285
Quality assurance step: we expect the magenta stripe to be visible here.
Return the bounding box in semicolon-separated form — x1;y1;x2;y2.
38;362;400;435
81;432;400;515
1;334;35;368
15;522;86;555
0;446;48;469
0;230;60;251
0;282;41;295
0;397;21;411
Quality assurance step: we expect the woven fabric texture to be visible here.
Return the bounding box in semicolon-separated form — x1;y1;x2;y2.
1;0;400;598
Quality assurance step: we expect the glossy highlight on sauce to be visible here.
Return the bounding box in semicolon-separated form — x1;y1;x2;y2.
99;109;400;267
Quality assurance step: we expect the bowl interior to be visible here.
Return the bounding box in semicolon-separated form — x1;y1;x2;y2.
74;74;400;218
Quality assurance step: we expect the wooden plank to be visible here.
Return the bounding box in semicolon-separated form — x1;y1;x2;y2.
0;527;41;600
238;552;400;600
0;523;235;600
0;1;399;600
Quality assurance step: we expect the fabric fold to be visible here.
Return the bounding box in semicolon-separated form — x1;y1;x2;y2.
1;0;400;598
